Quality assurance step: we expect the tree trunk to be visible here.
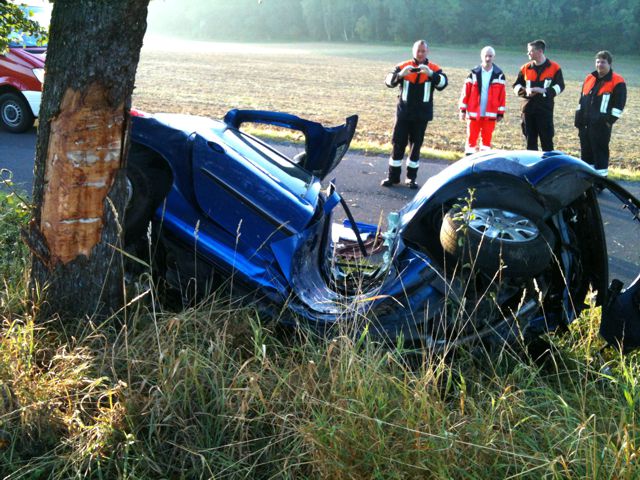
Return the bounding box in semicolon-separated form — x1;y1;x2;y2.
26;0;150;320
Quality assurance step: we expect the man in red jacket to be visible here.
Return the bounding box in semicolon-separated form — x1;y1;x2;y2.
575;50;627;177
381;39;448;189
459;46;506;154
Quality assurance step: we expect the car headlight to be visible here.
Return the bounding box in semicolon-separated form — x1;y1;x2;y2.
32;68;45;84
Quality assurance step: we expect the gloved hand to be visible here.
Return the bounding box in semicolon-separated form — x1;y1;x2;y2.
399;65;414;77
419;64;433;76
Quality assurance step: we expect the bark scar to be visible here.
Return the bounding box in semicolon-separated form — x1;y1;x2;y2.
40;83;124;265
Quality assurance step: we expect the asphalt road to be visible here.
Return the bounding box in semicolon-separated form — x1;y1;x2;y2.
0;127;37;193
2;128;639;285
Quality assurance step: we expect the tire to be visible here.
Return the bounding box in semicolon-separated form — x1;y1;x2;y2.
124;146;172;244
0;93;35;133
440;206;554;278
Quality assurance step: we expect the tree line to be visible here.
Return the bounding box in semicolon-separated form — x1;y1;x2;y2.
148;0;639;54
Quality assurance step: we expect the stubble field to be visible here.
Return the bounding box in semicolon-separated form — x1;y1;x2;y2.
132;39;640;171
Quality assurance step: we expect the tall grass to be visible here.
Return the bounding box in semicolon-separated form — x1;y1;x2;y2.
1;191;639;478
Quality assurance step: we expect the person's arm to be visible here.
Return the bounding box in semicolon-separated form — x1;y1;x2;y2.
609;81;627;125
512;70;527;97
547;67;564;98
385;66;401;88
458;72;472;119
385;65;412;88
497;72;506;120
575;79;586;128
431;68;448;91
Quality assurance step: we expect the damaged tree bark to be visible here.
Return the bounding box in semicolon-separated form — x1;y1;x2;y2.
27;0;150;320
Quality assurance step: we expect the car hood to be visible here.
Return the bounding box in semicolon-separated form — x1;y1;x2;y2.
8;47;46;68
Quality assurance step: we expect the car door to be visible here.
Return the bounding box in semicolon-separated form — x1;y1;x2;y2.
190;132;318;252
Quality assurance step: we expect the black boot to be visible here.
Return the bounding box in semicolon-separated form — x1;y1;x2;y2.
381;165;401;187
405;167;419;189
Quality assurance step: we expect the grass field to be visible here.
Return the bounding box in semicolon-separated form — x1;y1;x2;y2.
133;38;640;171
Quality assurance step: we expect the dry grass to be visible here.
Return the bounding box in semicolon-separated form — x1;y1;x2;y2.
132;40;640;170
1;189;640;478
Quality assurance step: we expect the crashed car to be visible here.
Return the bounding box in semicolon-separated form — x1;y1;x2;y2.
126;109;640;352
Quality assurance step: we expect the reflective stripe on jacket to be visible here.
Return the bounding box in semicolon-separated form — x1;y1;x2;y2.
575;70;626;127
459;65;506;119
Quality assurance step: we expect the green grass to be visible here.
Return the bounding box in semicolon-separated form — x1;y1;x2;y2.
1;191;640;478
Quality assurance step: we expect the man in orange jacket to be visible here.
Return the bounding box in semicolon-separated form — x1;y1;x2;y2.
513;39;564;151
575;50;627;177
381;39;448;189
459;46;506;154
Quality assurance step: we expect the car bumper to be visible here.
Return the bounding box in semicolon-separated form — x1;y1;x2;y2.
22;90;41;118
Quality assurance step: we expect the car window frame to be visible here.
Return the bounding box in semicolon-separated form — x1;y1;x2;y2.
223;127;313;184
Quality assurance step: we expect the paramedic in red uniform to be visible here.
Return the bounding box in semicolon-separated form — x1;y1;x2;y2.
575;50;626;177
381;39;448;189
513;39;564;151
459;46;506;154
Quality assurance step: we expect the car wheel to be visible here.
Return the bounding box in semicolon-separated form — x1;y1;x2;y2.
440;206;554;278
124;147;172;244
0;93;35;133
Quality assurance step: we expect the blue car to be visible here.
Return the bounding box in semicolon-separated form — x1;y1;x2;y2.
126;109;640;352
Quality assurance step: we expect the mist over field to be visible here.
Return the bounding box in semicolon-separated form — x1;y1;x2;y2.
146;0;640;54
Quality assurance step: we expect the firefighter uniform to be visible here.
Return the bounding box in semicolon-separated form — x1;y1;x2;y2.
459;65;506;153
383;59;448;187
513;59;564;151
575;70;626;175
